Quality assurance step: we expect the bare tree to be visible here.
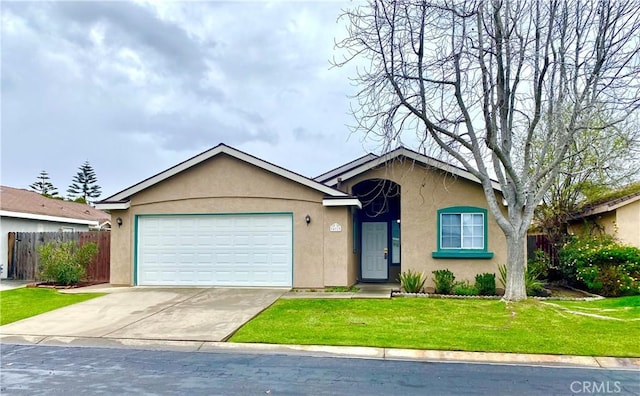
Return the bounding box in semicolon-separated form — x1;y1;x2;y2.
335;0;640;300
536;113;640;249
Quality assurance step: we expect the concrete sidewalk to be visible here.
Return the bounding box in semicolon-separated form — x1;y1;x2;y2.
1;334;638;370
282;283;397;299
0;280;30;291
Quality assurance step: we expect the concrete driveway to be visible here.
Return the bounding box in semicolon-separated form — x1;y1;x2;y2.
0;288;286;342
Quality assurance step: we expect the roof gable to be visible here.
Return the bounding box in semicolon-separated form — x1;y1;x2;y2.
319;146;502;191
97;144;352;208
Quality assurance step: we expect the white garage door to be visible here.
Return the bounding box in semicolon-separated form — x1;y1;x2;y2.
137;214;292;287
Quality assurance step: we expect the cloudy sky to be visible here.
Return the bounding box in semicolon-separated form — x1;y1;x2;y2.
1;0;381;199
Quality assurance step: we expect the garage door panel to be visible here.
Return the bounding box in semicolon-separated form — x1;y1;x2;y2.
137;214;292;287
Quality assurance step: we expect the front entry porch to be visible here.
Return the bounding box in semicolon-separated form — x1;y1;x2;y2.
353;179;401;283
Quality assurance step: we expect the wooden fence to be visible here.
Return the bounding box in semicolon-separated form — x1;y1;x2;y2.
7;231;110;283
527;234;559;267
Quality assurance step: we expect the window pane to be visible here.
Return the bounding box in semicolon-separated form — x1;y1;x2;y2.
392;221;400;264
461;213;484;249
441;214;461;248
471;236;484;249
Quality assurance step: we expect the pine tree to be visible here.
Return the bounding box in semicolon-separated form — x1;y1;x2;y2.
67;161;102;202
29;170;59;197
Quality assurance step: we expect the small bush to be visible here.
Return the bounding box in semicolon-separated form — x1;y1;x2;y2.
398;269;427;293
453;281;478;296
37;241;98;286
528;249;551;280
498;264;507;289
559;235;640;296
498;264;548;297
474;273;496;296
432;269;455;295
525;266;546;296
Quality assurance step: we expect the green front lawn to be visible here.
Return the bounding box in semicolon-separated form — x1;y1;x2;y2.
1;288;104;325
230;297;640;357
551;296;640;321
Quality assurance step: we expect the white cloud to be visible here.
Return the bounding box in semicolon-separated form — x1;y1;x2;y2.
1;0;372;197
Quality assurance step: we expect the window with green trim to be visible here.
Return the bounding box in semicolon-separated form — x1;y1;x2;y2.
433;206;493;259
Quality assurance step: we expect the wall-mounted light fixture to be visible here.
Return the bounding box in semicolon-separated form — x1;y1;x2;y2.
116;217;123;228
305;214;311;225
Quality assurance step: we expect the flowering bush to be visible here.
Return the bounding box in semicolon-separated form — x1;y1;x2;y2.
558;235;640;296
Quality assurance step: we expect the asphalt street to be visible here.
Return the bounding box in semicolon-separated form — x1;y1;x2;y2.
1;343;638;395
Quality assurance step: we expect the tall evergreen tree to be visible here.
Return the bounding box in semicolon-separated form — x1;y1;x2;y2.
29;170;59;197
67;161;102;202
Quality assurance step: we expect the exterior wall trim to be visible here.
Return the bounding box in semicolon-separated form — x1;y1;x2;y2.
322;198;362;208
432;206;494;259
94;201;131;210
0;210;99;226
322;147;502;191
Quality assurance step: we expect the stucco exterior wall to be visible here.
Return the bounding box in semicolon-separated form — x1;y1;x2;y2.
322;206;354;286
108;209;132;285
109;154;352;288
1;217;90;279
616;200;640;247
341;160;508;286
595;212;618;236
345;208;358;285
567;200;640;249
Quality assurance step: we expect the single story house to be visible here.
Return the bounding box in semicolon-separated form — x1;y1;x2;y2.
96;144;507;288
568;186;640;248
0;186;110;278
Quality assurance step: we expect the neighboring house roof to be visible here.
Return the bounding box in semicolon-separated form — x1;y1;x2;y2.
96;143;361;210
0;186;109;226
318;146;502;191
570;185;640;219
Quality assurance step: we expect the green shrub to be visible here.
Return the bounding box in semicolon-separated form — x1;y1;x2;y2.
559;235;640;296
37;241;98;286
432;269;455;295
528;249;551;280
452;281;478;296
497;264;548;297
498;264;507;289
474;273;496;296
398;269;427;293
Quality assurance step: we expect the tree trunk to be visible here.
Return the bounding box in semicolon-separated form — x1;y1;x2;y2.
502;232;527;301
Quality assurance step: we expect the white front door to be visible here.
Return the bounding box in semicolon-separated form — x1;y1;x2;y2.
361;222;388;280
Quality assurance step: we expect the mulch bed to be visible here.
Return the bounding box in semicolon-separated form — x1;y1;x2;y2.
26;281;107;289
392;284;602;301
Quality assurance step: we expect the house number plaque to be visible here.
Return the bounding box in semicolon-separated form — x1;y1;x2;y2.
329;223;342;232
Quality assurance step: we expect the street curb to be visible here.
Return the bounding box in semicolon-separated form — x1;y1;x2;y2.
2;334;638;370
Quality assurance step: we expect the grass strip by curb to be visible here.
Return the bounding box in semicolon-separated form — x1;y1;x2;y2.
230;297;640;357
